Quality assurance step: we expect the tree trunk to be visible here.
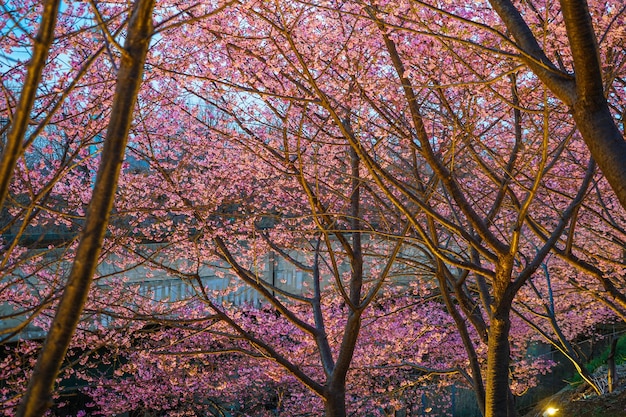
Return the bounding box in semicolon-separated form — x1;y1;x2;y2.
559;0;626;207
324;382;347;417
572;103;626;210
15;1;155;416
0;0;60;210
485;309;515;417
489;0;626;210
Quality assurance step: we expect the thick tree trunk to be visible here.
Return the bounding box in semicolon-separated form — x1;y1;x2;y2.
558;0;626;208
15;1;155;416
324;309;361;417
485;309;515;417
484;255;517;417
489;0;626;209
324;382;347;417
572;103;626;209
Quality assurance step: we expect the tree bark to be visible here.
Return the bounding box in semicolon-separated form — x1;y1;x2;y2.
571;103;626;209
560;0;626;210
15;1;155;416
485;309;514;417
324;382;347;417
484;256;516;417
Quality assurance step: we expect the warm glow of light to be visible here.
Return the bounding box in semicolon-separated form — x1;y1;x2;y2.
545;407;559;416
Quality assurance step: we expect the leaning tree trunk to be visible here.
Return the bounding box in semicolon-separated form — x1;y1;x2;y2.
489;0;626;210
560;0;626;209
571;103;626;208
0;0;60;210
16;1;155;416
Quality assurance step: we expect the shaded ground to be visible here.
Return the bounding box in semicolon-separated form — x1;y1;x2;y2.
528;389;626;417
524;365;626;417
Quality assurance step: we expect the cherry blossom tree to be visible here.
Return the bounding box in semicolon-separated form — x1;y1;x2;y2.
0;0;181;415
14;0;156;414
1;1;625;417
487;0;626;209
75;286;554;416
140;2;622;416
